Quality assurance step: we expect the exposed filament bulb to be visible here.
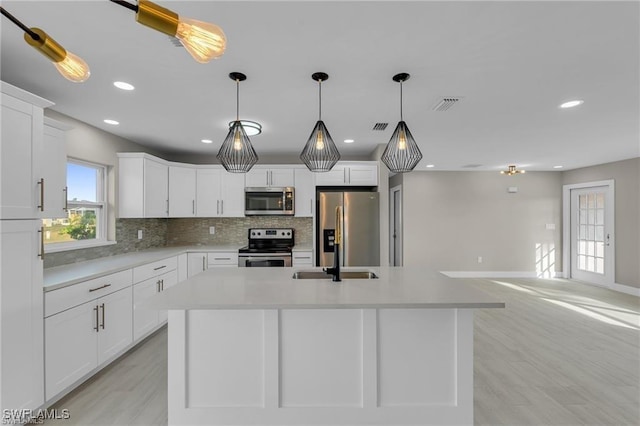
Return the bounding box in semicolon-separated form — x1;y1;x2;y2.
315;131;325;150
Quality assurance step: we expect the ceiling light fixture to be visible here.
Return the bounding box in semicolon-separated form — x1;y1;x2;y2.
217;72;258;173
553;165;563;169
381;73;423;173
426;164;435;168
344;139;355;144
109;0;226;63
559;100;584;109
114;81;135;91
300;72;341;172
201;139;213;144
228;120;262;136
104;119;120;125
0;7;90;82
501;165;525;176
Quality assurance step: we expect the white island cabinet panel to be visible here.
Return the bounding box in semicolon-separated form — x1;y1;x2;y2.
187;310;265;408
280;309;363;407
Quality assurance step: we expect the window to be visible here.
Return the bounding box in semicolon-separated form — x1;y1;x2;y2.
43;159;108;251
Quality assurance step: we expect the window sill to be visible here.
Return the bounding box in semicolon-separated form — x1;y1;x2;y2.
44;239;117;254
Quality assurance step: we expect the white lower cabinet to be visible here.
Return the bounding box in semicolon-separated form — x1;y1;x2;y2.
293;250;314;267
187;252;208;277
44;286;133;400
133;269;178;340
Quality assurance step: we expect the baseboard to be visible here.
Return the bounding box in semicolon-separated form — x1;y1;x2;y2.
440;271;562;278
611;282;640;297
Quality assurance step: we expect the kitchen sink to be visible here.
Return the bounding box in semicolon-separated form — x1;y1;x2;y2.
292;271;378;279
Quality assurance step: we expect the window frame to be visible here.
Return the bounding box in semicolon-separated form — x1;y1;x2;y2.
44;158;114;253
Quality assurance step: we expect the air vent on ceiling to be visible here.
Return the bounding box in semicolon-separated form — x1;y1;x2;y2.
462;164;483;168
432;97;462;111
372;122;388;131
168;36;183;47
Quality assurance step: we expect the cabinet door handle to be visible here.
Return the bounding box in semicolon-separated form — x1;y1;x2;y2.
161;279;164;291
192;199;195;215
38;227;44;259
37;178;45;211
94;305;99;332
217;200;220;215
100;303;105;329
63;186;68;211
310;199;313;215
221;200;224;215
202;256;206;271
157;279;161;292
153;265;167;271
89;283;111;292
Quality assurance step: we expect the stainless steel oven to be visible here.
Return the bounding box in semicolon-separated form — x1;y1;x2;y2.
238;228;294;267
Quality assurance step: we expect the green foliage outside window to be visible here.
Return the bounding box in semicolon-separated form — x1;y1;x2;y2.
61;211;97;240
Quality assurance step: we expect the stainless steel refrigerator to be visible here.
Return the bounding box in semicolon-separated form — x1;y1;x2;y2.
317;191;380;267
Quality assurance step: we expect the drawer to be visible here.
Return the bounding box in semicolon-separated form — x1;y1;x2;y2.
207;252;238;266
45;269;133;318
293;251;313;266
132;256;178;283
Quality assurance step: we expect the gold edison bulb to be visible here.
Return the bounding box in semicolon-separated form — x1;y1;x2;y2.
24;28;90;83
175;18;226;63
52;51;91;83
233;128;243;151
398;129;407;150
315;131;325;150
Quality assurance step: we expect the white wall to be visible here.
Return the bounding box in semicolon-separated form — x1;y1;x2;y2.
401;171;563;275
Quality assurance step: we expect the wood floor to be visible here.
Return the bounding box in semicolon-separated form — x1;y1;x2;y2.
44;278;640;426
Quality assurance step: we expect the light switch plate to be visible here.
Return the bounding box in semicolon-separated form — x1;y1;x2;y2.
209;226;215;235
507;186;518;193
137;230;143;239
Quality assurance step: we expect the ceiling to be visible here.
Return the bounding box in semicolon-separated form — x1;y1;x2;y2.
1;0;639;171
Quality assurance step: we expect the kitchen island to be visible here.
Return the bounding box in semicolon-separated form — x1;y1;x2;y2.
148;267;504;426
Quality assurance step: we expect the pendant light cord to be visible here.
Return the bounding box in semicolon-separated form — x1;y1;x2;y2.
109;0;139;13
0;7;41;41
400;80;404;121
318;79;322;121
236;79;240;121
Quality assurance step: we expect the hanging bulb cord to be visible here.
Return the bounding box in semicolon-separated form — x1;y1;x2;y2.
236;79;240;121
400;80;404;121
318;79;322;121
109;0;139;13
0;7;41;41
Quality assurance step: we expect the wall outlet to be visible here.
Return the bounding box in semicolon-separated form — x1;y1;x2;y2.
137;229;143;240
209;226;215;235
477;256;483;264
546;223;556;230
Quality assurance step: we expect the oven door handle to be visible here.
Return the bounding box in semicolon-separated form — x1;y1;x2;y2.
239;255;292;267
241;256;290;262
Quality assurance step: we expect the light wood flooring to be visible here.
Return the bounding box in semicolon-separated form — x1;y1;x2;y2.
44;278;640;426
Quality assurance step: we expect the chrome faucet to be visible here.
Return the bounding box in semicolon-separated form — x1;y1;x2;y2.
323;206;342;282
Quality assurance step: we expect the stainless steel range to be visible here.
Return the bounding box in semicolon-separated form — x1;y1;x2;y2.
238;228;294;267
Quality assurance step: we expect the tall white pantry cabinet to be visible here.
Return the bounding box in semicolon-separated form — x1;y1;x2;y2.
1;81;63;414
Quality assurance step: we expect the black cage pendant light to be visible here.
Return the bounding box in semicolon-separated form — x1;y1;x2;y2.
300;72;340;172
217;72;258;173
381;73;423;173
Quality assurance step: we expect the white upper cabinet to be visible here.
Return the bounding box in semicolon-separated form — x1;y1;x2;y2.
169;165;196;217
118;153;168;218
195;167;244;217
314;162;378;186
42;118;71;219
1;81;53;219
245;167;295;187
294;168;315;217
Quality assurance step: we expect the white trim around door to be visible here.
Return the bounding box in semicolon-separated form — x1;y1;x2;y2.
563;180;615;288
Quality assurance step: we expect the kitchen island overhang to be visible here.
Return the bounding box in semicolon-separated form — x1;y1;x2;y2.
148;267;504;426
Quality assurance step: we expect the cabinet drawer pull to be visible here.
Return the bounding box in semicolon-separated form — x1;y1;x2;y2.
153;265;167;271
295;256;311;259
89;283;111;292
100;303;105;329
37;178;44;211
94;305;99;332
214;257;231;260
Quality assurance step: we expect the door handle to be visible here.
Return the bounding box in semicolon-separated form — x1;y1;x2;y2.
37;178;44;211
100;303;105;329
94;305;99;332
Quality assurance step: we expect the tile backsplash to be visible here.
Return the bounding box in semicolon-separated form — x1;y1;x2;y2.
44;217;313;268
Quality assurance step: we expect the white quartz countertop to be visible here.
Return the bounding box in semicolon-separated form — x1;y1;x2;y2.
43;245;242;291
147;267;505;310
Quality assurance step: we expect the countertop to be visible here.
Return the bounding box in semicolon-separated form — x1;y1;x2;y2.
146;267;505;310
43;245;242;291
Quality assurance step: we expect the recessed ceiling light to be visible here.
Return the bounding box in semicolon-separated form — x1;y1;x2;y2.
113;81;135;91
201;139;213;144
559;100;584;109
103;119;119;125
228;120;262;136
344;139;354;144
426;164;435;168
553;165;563;169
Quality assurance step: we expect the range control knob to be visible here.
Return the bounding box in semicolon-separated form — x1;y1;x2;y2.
251;232;255;236
287;232;291;235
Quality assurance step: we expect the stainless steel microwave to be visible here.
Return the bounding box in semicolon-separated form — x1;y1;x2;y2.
245;187;294;216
